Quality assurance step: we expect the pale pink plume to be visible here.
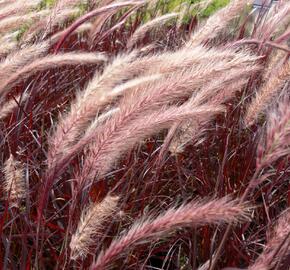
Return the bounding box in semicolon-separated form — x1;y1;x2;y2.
245;60;290;127
22;8;79;43
127;13;179;48
0;10;50;34
0;32;18;59
249;208;290;270
0;0;41;20
70;195;119;260
188;0;254;46
256;97;290;169
0;41;49;83
92;196;250;270
2;154;25;208
0;52;107;99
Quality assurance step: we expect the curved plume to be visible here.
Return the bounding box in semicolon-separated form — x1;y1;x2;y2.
70;195;119;260
54;1;145;52
3;155;25;208
188;0;253;46
249;208;290;270
0;52;107;99
245;60;290;127
0;41;49;83
92;196;250;270
127;12;179;48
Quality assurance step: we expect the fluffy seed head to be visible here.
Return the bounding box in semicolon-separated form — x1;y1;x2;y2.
3;155;25;208
70;195;119;260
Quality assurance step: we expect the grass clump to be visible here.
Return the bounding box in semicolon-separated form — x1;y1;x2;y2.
0;0;289;270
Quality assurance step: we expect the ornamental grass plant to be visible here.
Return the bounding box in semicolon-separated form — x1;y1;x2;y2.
0;0;289;269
